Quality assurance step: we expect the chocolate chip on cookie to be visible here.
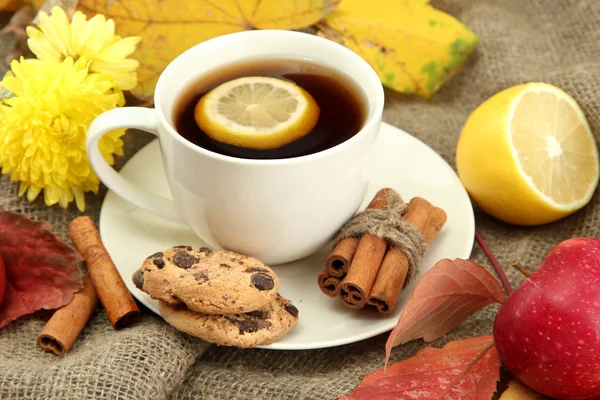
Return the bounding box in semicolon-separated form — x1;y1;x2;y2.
173;245;193;250
246;309;270;319
225;317;272;335
192;272;208;282
219;263;232;269
172;251;199;269
251;272;275;291
246;266;268;273
147;251;166;268
199;247;214;255
284;303;299;318
132;270;144;290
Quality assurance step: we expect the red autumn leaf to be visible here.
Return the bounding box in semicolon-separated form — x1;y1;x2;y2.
0;256;6;307
339;335;501;400
385;258;505;365
0;211;83;328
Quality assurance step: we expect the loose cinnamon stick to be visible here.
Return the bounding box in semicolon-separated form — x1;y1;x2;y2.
367;198;447;313
318;270;341;297
338;189;395;309
68;217;140;328
37;274;98;355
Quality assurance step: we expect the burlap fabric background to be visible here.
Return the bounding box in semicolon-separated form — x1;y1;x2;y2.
0;0;598;398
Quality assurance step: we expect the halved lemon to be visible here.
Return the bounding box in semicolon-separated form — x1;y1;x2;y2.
456;82;600;226
194;76;320;150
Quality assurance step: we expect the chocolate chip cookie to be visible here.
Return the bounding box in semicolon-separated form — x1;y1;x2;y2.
158;294;299;348
132;246;279;314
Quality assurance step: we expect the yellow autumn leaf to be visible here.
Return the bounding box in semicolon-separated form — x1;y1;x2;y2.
0;0;29;12
76;0;339;101
499;379;549;400
318;0;478;98
0;0;51;13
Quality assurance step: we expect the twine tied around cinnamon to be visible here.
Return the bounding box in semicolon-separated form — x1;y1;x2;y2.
332;191;426;285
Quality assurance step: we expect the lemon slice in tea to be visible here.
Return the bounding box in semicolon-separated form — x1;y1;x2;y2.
194;76;320;150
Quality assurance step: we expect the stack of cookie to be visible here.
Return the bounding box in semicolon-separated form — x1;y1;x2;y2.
132;245;299;348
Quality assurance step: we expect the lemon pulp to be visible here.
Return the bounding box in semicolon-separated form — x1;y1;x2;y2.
511;88;598;207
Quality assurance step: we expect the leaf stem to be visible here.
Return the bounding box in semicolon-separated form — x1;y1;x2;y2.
475;231;513;296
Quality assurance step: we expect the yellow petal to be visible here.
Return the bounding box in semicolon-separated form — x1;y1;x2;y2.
3;75;24;96
26;184;41;201
9;58;26;80
49;6;73;55
75;14;101;53
100;18;116;46
112;73;138;91
25;26;44;39
72;185;86;212
78;14;108;54
27;37;64;61
38;10;68;55
101;36;140;59
70;11;88;47
44;185;59;206
57;187;72;208
18;181;28;196
92;58;139;72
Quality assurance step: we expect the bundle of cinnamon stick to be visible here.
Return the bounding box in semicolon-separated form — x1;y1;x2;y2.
318;188;447;313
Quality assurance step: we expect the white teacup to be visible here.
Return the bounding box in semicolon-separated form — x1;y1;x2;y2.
87;30;384;265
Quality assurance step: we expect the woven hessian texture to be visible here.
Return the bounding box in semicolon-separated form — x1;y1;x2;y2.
2;0;600;398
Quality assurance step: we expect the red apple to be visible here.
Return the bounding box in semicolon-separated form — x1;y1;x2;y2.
0;256;5;307
494;238;600;400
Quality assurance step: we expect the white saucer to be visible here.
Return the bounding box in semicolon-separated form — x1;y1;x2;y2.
98;122;475;350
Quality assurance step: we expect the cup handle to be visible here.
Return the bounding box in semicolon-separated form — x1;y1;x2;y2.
87;107;186;224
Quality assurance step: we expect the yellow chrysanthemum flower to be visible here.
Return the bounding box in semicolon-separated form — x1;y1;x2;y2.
0;57;125;211
26;6;141;90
